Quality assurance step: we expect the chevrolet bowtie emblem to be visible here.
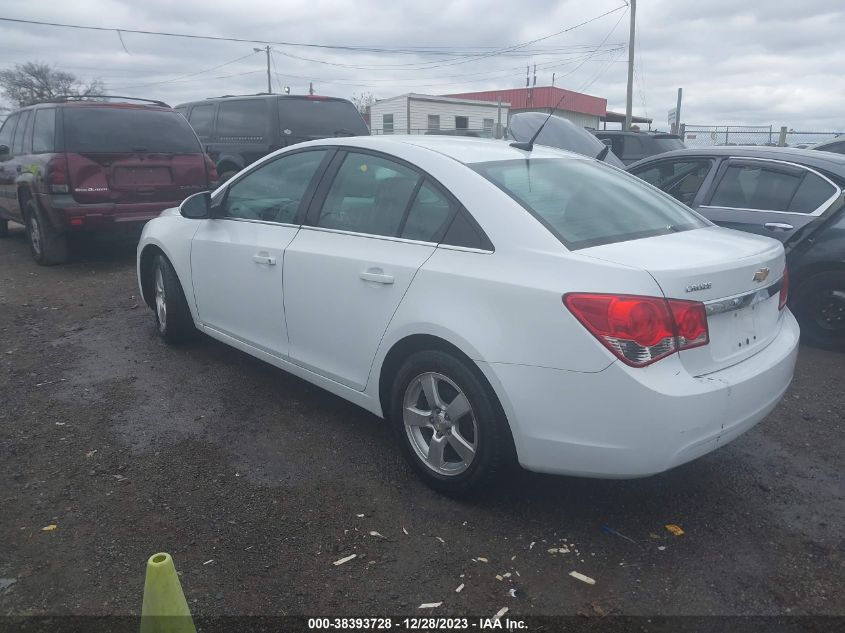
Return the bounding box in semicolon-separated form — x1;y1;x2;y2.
752;267;770;283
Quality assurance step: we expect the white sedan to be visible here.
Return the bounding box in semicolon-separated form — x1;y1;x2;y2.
137;135;799;495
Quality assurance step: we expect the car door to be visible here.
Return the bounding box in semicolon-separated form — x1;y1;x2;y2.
629;157;717;207
283;149;447;390
190;148;332;357
0;112;20;220
697;159;841;242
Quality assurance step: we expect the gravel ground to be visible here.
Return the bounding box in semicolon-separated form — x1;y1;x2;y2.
1;224;843;619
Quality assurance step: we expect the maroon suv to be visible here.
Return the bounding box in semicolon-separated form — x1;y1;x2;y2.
0;97;217;265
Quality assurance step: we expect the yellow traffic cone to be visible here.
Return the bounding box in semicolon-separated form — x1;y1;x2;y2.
140;552;197;633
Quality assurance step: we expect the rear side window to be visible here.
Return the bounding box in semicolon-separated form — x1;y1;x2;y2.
788;172;837;213
473;158;708;250
188;104;216;137
0;113;19;149
317;152;420;237
400;181;453;242
217;100;267;139
707;164;834;213
278;98;368;137
63;108;202;153
32;109;56;153
13;110;31;155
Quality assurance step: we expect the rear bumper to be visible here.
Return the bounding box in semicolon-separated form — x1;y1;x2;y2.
35;193;180;232
479;309;800;478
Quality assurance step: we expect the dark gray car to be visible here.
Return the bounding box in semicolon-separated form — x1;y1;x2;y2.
593;130;685;165
809;137;845;155
628;146;845;350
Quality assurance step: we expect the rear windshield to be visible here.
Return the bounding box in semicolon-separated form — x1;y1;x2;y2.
278;99;369;137
63;107;202;154
473;158;708;250
651;137;685;151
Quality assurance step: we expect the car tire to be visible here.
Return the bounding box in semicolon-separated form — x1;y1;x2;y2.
218;170;238;184
792;270;845;351
24;199;68;265
151;254;196;344
390;349;513;496
0;219;8;237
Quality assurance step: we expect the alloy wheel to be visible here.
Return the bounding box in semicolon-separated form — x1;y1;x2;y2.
154;266;168;332
813;288;845;332
403;372;478;476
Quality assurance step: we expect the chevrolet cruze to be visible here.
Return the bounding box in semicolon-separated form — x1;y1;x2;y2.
137;135;799;495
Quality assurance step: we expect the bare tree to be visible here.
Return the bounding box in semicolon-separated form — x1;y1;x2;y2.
349;92;377;116
0;62;104;108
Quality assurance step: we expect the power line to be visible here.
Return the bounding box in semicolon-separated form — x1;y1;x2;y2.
106;51;260;89
0;6;626;65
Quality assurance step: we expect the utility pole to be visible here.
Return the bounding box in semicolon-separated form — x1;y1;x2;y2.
674;88;683;135
254;46;272;93
624;0;636;131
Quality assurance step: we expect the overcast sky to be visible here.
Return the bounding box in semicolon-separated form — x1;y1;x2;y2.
0;0;842;129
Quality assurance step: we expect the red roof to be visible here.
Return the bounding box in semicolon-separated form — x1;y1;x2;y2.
445;86;606;117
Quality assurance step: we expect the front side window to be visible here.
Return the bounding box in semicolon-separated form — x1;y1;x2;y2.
217;100;267;139
473;158;709;250
188;104;216;137
13;110;31;155
316;152;420;237
632;159;712;205
0;113;19;151
383;114;394;134
222;150;327;223
32;109;56;153
709;163;835;213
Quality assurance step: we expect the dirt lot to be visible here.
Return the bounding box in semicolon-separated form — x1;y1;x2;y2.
1;223;843;620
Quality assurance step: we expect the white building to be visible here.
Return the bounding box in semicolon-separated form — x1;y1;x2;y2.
369;93;510;136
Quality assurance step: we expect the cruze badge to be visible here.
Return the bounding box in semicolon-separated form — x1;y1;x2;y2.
752;267;770;283
685;282;712;293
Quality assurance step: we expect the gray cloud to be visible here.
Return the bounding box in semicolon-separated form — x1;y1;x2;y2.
0;0;842;129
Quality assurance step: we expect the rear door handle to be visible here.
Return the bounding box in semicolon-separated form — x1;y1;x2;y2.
252;253;276;265
360;269;394;285
764;222;794;231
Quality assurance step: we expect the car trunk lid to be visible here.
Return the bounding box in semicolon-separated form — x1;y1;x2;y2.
579;226;786;375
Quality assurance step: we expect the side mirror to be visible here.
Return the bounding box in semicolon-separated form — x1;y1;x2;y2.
180;191;211;219
0;145;9;156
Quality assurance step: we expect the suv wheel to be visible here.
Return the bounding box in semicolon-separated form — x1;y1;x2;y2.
151;254;196;344
25;200;68;265
390;349;512;496
793;270;845;351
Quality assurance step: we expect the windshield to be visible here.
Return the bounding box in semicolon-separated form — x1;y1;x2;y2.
652;137;685;151
278;99;369;137
63;107;202;154
473;158;709;250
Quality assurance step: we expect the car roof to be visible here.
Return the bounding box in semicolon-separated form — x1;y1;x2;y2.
808;138;845;150
595;130;680;138
176;94;353;107
294;134;587;165
629;145;845;175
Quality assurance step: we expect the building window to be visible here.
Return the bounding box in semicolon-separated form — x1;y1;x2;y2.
383;114;394;134
455;116;469;130
427;115;440;131
483;118;494;135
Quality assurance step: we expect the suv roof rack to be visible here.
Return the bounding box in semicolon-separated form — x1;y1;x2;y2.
51;95;170;107
206;92;274;99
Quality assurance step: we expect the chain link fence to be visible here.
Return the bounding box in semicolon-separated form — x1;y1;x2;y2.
682;124;844;149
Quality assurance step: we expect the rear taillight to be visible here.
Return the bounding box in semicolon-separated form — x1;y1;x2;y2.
564;293;709;367
45;156;69;194
778;268;789;311
204;155;219;188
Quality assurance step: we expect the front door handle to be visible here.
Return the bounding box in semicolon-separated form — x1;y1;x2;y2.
360;268;394;285
252;253;276;265
764;222;794;231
